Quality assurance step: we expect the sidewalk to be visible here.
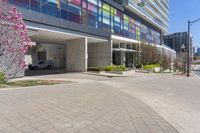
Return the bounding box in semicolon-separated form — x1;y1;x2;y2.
0;74;178;133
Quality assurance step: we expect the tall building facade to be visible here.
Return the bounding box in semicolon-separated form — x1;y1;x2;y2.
7;0;175;72
164;32;192;54
195;47;200;56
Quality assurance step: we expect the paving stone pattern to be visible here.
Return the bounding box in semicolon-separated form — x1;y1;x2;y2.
0;82;178;133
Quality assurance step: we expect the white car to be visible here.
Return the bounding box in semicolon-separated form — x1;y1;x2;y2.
29;60;54;70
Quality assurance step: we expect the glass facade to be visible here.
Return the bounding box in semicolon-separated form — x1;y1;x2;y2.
8;0;161;45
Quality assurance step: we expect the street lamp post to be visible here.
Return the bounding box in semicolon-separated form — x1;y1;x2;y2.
181;44;185;74
187;18;200;77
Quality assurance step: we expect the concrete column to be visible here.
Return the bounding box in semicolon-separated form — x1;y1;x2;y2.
88;40;112;68
120;51;126;66
66;37;87;72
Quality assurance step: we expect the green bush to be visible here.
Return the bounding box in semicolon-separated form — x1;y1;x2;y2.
136;64;143;68
118;65;126;71
0;72;6;84
104;65;126;72
104;66;113;71
143;64;160;70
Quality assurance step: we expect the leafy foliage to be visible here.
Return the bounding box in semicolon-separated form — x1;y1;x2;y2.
104;65;126;72
143;64;160;70
0;72;6;84
136;64;143;68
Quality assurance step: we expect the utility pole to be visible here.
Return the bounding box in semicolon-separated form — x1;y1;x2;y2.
187;20;190;77
187;18;200;77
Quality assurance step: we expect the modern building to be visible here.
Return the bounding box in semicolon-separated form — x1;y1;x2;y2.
164;32;192;54
193;47;196;56
195;47;200;56
7;0;175;72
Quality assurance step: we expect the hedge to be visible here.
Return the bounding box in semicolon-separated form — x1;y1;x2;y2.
0;72;6;84
104;65;126;72
143;64;160;70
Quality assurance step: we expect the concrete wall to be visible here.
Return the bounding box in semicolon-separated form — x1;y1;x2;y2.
37;43;66;68
25;43;66;68
66;38;88;72
25;45;37;65
88;40;112;68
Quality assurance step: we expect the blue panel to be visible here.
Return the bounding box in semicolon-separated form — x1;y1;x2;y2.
8;0;29;9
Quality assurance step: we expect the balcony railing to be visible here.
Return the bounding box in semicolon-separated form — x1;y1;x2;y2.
127;0;167;32
148;0;168;20
145;2;168;26
157;0;169;14
160;0;169;8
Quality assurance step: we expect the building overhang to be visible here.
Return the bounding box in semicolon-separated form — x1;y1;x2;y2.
28;26;108;44
111;35;140;44
113;48;137;52
156;44;176;53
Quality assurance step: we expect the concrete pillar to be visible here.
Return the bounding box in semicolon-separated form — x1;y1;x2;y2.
120;51;126;66
66;38;87;72
88;40;112;68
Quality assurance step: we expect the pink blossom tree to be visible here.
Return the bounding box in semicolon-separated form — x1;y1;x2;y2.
0;0;31;80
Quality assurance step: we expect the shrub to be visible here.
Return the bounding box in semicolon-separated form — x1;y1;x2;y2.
118;65;126;71
0;72;6;84
143;64;160;70
104;65;126;72
104;66;114;71
136;64;143;68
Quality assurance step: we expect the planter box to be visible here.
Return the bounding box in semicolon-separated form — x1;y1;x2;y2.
99;70;135;76
153;67;161;73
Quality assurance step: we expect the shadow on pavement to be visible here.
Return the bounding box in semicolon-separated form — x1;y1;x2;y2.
25;68;66;77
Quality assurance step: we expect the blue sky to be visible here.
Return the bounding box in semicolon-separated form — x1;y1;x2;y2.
169;0;200;49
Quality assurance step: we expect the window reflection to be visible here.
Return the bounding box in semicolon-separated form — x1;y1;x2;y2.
7;0;161;45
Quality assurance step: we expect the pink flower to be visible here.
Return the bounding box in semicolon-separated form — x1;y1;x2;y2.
0;0;31;79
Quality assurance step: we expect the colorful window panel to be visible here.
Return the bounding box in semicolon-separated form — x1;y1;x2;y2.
111;8;122;34
129;23;136;39
31;0;40;12
40;0;60;18
8;0;161;44
136;26;141;40
141;24;147;41
68;0;82;23
88;0;98;5
128;17;136;39
60;0;68;20
68;0;81;6
123;14;129;37
87;0;99;28
8;0;29;9
41;0;60;7
102;3;111;30
82;0;87;9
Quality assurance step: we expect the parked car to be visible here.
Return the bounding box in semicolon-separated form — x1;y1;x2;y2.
28;60;54;70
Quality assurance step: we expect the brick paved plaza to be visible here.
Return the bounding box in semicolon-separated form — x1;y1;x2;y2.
0;73;179;133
